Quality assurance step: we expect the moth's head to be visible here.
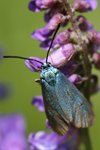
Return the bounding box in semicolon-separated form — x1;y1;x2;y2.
42;62;51;70
41;63;59;85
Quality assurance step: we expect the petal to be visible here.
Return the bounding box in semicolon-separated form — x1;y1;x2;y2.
28;128;79;150
25;57;43;72
93;52;100;69
31;28;54;41
68;74;83;85
44;44;76;68
88;30;100;45
0;83;11;100
29;0;41;12
28;131;60;150
40;30;70;50
32;96;45;112
74;0;97;12
77;15;93;31
87;0;97;10
0;114;27;150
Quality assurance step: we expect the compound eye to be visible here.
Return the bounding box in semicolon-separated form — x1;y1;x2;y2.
47;62;51;67
42;62;51;69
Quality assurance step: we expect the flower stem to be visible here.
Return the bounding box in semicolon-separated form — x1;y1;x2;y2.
80;129;92;150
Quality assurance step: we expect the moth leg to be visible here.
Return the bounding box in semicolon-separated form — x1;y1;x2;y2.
35;79;41;84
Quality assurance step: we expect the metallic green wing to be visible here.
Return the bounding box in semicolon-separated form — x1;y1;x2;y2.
55;72;94;128
41;79;69;135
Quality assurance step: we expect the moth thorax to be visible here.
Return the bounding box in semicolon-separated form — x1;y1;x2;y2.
44;71;56;85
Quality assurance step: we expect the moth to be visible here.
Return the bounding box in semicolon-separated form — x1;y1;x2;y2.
3;24;94;135
40;62;93;135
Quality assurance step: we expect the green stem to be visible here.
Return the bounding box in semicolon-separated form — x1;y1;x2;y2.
80;129;92;150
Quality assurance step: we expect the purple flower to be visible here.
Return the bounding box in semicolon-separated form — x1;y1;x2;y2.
40;38;52;50
32;96;44;112
41;30;70;50
44;5;68;25
25;44;76;72
28;128;79;150
93;53;100;69
45;43;76;68
29;0;58;12
28;0;41;12
53;30;70;47
88;30;100;45
68;74;84;85
59;60;79;77
45;119;51;128
87;0;97;10
0;114;27;150
73;0;97;12
0;83;11;100
87;30;100;53
25;57;43;72
32;13;67;42
77;15;93;31
32;27;54;42
46;13;66;30
36;0;58;9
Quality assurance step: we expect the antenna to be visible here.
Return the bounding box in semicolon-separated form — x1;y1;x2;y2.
2;24;60;65
3;55;43;64
46;23;61;63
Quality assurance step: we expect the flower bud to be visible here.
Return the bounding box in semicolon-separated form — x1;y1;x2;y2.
68;74;83;85
53;30;70;48
93;53;100;69
59;60;79;77
32;27;54;42
32;96;44;112
40;30;70;50
46;13;67;30
25;57;43;72
31;13;66;42
73;0;97;12
77;15;93;31
0;83;11;100
29;0;40;12
36;0;58;9
88;30;100;45
44;44;76;68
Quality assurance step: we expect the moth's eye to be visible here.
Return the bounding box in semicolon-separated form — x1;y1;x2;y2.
42;62;51;69
47;64;50;67
47;62;51;67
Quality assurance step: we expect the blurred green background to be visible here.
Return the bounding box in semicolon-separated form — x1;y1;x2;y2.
0;1;100;149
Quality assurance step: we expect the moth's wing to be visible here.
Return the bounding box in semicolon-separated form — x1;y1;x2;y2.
55;72;94;128
41;80;69;135
45;104;68;135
